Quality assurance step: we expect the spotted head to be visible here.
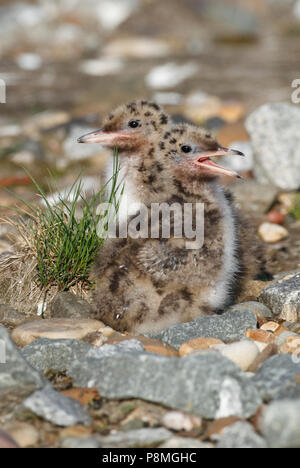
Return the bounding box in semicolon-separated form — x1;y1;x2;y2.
159;124;244;187
77;100;170;154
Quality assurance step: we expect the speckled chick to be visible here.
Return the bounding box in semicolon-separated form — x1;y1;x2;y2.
78;106;264;334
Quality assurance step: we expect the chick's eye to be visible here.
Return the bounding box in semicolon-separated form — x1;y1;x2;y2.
181;145;192;154
129;120;139;129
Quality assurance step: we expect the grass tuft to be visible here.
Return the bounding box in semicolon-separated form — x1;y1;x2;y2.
0;150;122;313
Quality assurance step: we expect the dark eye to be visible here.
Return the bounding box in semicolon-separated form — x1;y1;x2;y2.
129;120;139;129
181;145;192;154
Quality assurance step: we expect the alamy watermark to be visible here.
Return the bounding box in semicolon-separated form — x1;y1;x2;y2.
291;79;300;104
0;340;6;364
97;197;205;250
0;79;6;103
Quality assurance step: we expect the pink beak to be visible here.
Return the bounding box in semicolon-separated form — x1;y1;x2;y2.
78;129;132;145
193;147;244;178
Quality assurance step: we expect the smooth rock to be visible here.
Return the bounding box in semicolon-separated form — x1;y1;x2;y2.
212;341;260;371
247;343;278;373
216;422;267;449
98;428;172;448
258;222;289;243
162;411;202;432
12;318;105;347
149;308;257;349
230;301;272;318
0;326;46;408
22;338;92;374
159;438;213;449
68;352;261;419
21;385;92;427
0;305;26;328
49;292;93;319
260;399;300;448
4;422;39;448
179;337;223;356
252;354;300;401
259;272;300;321
146;62;198;89
260;321;280;333
104;37;170;58
230;180;278;214
85;339;145;359
246;103;300;190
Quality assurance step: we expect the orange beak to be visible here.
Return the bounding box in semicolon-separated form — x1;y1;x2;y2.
193;147;244;178
77;129;132;146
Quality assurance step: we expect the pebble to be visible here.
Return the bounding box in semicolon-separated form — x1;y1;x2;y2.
260;321;280;333
179;337;223;356
21;385;92;427
68;351;261;419
245;329;275;344
79;57;124;76
4;422;39;448
258;222;289;243
159;438;213;449
246;103;300;191
247;343;278;373
259;271;300;322
145;62;198;89
150;307;257;349
212;341;260;371
216;422;267;449
12;318;105;347
252;354;300;402
267;210;286;225
49;292;93;319
279;335;300;355
260;399;300;448
162;411;202;432
205;417;240;438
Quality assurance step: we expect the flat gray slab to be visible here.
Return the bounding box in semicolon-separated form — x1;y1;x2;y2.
68;351;261;419
149;308;258;349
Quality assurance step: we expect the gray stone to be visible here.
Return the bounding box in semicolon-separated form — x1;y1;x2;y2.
216;422;267;449
60;437;102;449
68;351;261;419
227;301;272;318
149;308;257;349
50;292;93;319
252;354;300;402
22;338;92;374
159;438;214;449
260;399;300;448
86;339;145;359
246;103;300;190
230;180;278;215
0;305;26;328
97;428;172;448
0;326;46;408
21;385;91;427
259;272;300;322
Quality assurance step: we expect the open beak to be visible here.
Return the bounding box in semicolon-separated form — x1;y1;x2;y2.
77;129;132;145
193;147;244;178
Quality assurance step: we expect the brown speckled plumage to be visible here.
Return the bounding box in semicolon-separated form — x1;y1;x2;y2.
87;105;265;333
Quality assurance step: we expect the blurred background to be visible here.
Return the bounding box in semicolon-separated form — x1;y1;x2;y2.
0;0;300;274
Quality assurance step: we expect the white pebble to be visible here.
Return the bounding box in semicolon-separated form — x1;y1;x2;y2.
162;411;202;432
212;341;260;371
258;222;288;243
